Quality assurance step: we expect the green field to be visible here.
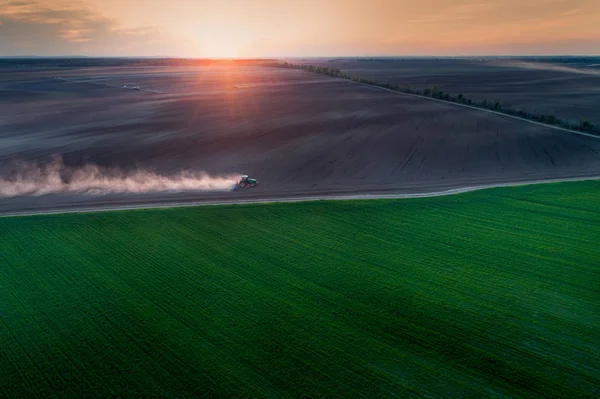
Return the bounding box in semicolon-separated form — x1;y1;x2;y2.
1;181;599;398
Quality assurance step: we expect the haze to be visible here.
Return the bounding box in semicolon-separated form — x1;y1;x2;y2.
0;0;599;57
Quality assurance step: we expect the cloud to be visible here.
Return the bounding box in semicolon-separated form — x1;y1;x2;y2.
0;0;178;55
116;26;158;36
58;28;92;43
405;2;500;25
563;8;580;16
0;1;89;24
0;0;598;57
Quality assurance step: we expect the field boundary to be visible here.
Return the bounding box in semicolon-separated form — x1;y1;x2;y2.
344;79;600;140
2;175;599;218
267;63;599;139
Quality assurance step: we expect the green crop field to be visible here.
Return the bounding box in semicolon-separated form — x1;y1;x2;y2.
1;181;599;398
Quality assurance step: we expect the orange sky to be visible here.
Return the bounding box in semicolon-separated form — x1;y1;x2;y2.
0;0;598;56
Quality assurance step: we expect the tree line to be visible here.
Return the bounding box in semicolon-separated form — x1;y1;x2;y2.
265;62;599;135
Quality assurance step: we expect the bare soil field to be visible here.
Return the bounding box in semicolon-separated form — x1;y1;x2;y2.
1;64;600;214
304;58;600;125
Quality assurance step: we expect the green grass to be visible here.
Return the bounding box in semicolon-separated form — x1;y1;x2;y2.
1;181;599;398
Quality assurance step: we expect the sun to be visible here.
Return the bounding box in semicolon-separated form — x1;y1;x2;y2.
204;44;239;58
201;32;242;58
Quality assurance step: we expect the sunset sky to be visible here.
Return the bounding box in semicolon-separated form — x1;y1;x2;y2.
0;0;598;57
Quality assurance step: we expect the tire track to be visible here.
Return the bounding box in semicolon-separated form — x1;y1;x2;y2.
1;175;599;218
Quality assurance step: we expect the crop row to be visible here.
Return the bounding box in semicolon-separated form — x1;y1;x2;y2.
0;181;598;397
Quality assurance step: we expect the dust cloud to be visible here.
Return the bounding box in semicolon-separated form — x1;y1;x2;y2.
497;60;600;76
0;155;239;197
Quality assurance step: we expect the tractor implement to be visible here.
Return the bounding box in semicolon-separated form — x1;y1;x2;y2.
234;175;259;191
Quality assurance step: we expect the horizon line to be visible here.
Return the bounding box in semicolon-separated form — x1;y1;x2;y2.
1;54;600;59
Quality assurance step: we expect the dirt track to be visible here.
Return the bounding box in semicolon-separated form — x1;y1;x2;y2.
1;175;599;218
1;65;600;214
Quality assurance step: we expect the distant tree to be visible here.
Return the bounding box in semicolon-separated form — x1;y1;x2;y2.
283;63;595;134
580;120;595;131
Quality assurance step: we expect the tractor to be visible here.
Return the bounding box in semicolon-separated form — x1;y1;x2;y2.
234;175;258;190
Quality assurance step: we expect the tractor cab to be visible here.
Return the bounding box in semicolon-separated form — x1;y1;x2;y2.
235;175;258;190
